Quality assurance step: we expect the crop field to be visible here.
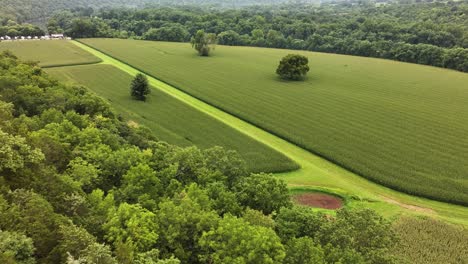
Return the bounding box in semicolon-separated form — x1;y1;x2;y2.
392;217;468;263
0;40;101;67
46;64;298;173
79;38;468;206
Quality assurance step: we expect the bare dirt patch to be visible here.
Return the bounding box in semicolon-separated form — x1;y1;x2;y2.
292;193;344;209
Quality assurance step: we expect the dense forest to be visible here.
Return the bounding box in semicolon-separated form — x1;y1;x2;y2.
0;0;316;24
42;1;468;72
0;50;404;263
0;21;44;38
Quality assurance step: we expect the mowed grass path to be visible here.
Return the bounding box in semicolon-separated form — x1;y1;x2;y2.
80;38;468;205
0;40;101;67
46;64;298;173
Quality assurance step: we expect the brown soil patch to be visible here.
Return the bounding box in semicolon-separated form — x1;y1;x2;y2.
380;196;435;214
293;193;344;209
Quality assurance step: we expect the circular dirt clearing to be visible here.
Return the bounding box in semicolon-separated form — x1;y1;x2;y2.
292;192;344;210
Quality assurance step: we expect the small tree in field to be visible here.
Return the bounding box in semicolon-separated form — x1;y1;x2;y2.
191;30;217;56
276;54;310;80
130;73;150;101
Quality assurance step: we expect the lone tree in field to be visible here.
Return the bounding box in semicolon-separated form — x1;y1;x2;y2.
191;30;217;56
130;73;150;101
276;54;310;80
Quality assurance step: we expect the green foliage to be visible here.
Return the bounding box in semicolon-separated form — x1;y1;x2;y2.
318;209;398;264
242;208;275;228
0;189;63;262
103;203;158;252
275;206;326;241
205;182;243;216
155;196;219;262
80;38;468;205
66;243;117;264
0;21;43;37
234;173;291;214
143;24;189;42
392;217;468;264
276;54;309;80
82;189;116;239
118;164;162;210
217;30;242;46
130;73;150;101
66;157;99;191
53;223;96;263
190;30;217;56
199;215;286;264
284;237;325;264
0;129;44;172
203;146;247;187
0;230;35;264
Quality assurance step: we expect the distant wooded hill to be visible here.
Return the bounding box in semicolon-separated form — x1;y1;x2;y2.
0;0;319;24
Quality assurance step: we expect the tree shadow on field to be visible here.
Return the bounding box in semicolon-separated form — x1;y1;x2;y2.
271;74;316;84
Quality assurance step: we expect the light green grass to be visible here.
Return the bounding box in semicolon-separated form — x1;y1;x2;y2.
72;40;468;226
46;64;298;173
0;40;101;67
80;38;468;206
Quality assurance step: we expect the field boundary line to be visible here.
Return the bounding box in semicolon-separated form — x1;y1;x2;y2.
41;59;103;69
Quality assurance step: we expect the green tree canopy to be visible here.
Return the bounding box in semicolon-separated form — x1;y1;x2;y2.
130;73;150;101
118;164;163;211
284;237;325;264
0;129;44;173
0;230;35;264
199;215;285;264
190;30;217;56
276;54;310;80
103;203;158;252
234;173;291;214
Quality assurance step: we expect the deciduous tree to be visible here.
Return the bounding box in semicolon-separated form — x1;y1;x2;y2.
276;54;310;80
199;215;285;264
191;30;217;56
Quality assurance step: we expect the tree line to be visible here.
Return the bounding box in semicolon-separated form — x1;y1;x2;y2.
47;1;468;72
0;20;44;37
0;51;403;263
0;0;320;26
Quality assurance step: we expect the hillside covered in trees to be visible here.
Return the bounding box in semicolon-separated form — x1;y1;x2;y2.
46;1;468;72
0;0;315;25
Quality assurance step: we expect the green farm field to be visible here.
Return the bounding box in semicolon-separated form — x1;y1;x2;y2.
46;64;298;173
80;38;468;206
0;40;101;67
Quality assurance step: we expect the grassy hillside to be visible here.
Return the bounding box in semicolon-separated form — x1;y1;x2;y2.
46;64;298;173
0;40;100;67
80;38;468;205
